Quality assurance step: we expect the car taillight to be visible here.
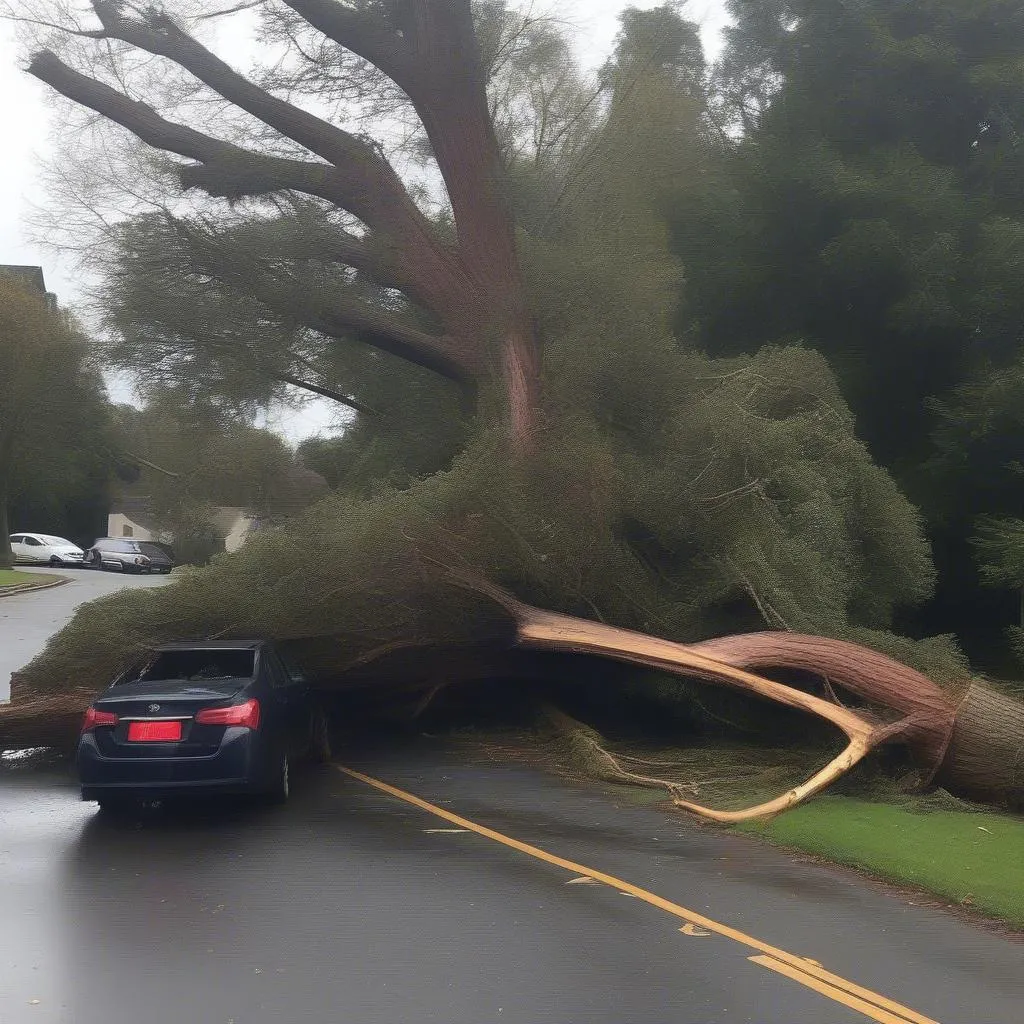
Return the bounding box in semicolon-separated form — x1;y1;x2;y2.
195;698;260;730
81;707;118;732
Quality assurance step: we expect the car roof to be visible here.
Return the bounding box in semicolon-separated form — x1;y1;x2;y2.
152;639;267;651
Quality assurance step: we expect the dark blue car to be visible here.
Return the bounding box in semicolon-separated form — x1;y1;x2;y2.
77;640;330;810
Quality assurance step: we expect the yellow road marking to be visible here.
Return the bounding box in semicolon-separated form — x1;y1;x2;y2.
680;923;711;936
336;765;939;1024
749;956;921;1024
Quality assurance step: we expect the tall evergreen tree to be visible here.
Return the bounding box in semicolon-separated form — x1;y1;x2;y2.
675;0;1024;656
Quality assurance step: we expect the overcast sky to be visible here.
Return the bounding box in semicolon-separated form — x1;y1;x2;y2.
0;1;728;439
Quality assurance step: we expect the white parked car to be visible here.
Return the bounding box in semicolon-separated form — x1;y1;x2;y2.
9;533;85;566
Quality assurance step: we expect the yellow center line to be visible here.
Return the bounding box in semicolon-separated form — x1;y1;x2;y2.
336;764;940;1024
748;956;921;1024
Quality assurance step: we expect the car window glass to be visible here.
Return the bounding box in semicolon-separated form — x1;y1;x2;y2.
278;650;307;685
10;535;24;544
140;542;174;558
121;649;256;683
24;537;41;546
264;652;291;689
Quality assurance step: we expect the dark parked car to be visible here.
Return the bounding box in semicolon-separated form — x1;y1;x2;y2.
77;640;330;809
84;537;176;573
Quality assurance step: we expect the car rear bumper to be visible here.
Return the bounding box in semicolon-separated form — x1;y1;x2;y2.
77;728;270;797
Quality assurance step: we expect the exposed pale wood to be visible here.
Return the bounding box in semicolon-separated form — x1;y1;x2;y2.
507;599;890;822
671;738;871;822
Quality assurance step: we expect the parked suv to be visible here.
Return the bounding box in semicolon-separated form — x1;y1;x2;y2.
84;538;176;574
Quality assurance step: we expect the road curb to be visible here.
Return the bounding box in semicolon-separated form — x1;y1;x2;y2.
0;576;73;599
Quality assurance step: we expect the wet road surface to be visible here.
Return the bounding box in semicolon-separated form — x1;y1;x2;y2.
0;568;168;700
2;741;1021;1023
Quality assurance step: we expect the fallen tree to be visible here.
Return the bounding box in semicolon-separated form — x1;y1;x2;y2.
3;568;1021;817
5;2;1022;817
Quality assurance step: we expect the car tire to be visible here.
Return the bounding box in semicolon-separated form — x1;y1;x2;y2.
309;708;332;764
267;752;290;804
49;556;62;567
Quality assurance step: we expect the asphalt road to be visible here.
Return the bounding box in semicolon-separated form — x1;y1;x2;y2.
2;741;1021;1024
0;567;168;700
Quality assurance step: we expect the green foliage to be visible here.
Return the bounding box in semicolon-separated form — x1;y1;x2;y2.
672;0;1024;663
973;517;1024;592
107;398;328;562
0;279;113;565
682;0;1024;459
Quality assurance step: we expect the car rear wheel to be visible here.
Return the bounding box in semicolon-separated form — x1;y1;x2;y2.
267;752;290;804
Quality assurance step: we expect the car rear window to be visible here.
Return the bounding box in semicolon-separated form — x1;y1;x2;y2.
123;649;256;683
139;542;174;558
105;539;141;553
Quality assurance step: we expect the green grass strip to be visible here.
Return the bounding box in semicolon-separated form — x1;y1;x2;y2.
738;796;1024;929
0;569;46;588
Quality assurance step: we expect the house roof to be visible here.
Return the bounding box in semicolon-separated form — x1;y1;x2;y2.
108;496;163;535
0;264;47;294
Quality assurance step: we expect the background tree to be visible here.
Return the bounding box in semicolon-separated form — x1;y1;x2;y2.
672;0;1024;661
0;278;111;567
110;397;328;562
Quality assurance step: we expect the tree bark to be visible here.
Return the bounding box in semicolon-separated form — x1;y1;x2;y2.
690;633;958;782
936;682;1024;809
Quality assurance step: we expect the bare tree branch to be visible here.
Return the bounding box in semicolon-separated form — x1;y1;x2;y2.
268;368;378;417
28;51;357;205
86;2;429;239
280;0;417;91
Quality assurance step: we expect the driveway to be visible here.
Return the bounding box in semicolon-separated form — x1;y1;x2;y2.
0;567;169;701
1;742;1021;1023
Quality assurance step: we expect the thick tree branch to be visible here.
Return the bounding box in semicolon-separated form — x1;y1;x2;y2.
29;51;354;207
241;272;475;386
172;217;475;385
280;0;417;91
87;2;429;241
29;45;470;335
205;216;420;301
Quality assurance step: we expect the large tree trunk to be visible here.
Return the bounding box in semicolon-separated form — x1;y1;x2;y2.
937;682;1024;808
502;324;542;451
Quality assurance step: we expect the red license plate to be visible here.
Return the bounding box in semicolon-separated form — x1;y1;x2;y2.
127;721;182;742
